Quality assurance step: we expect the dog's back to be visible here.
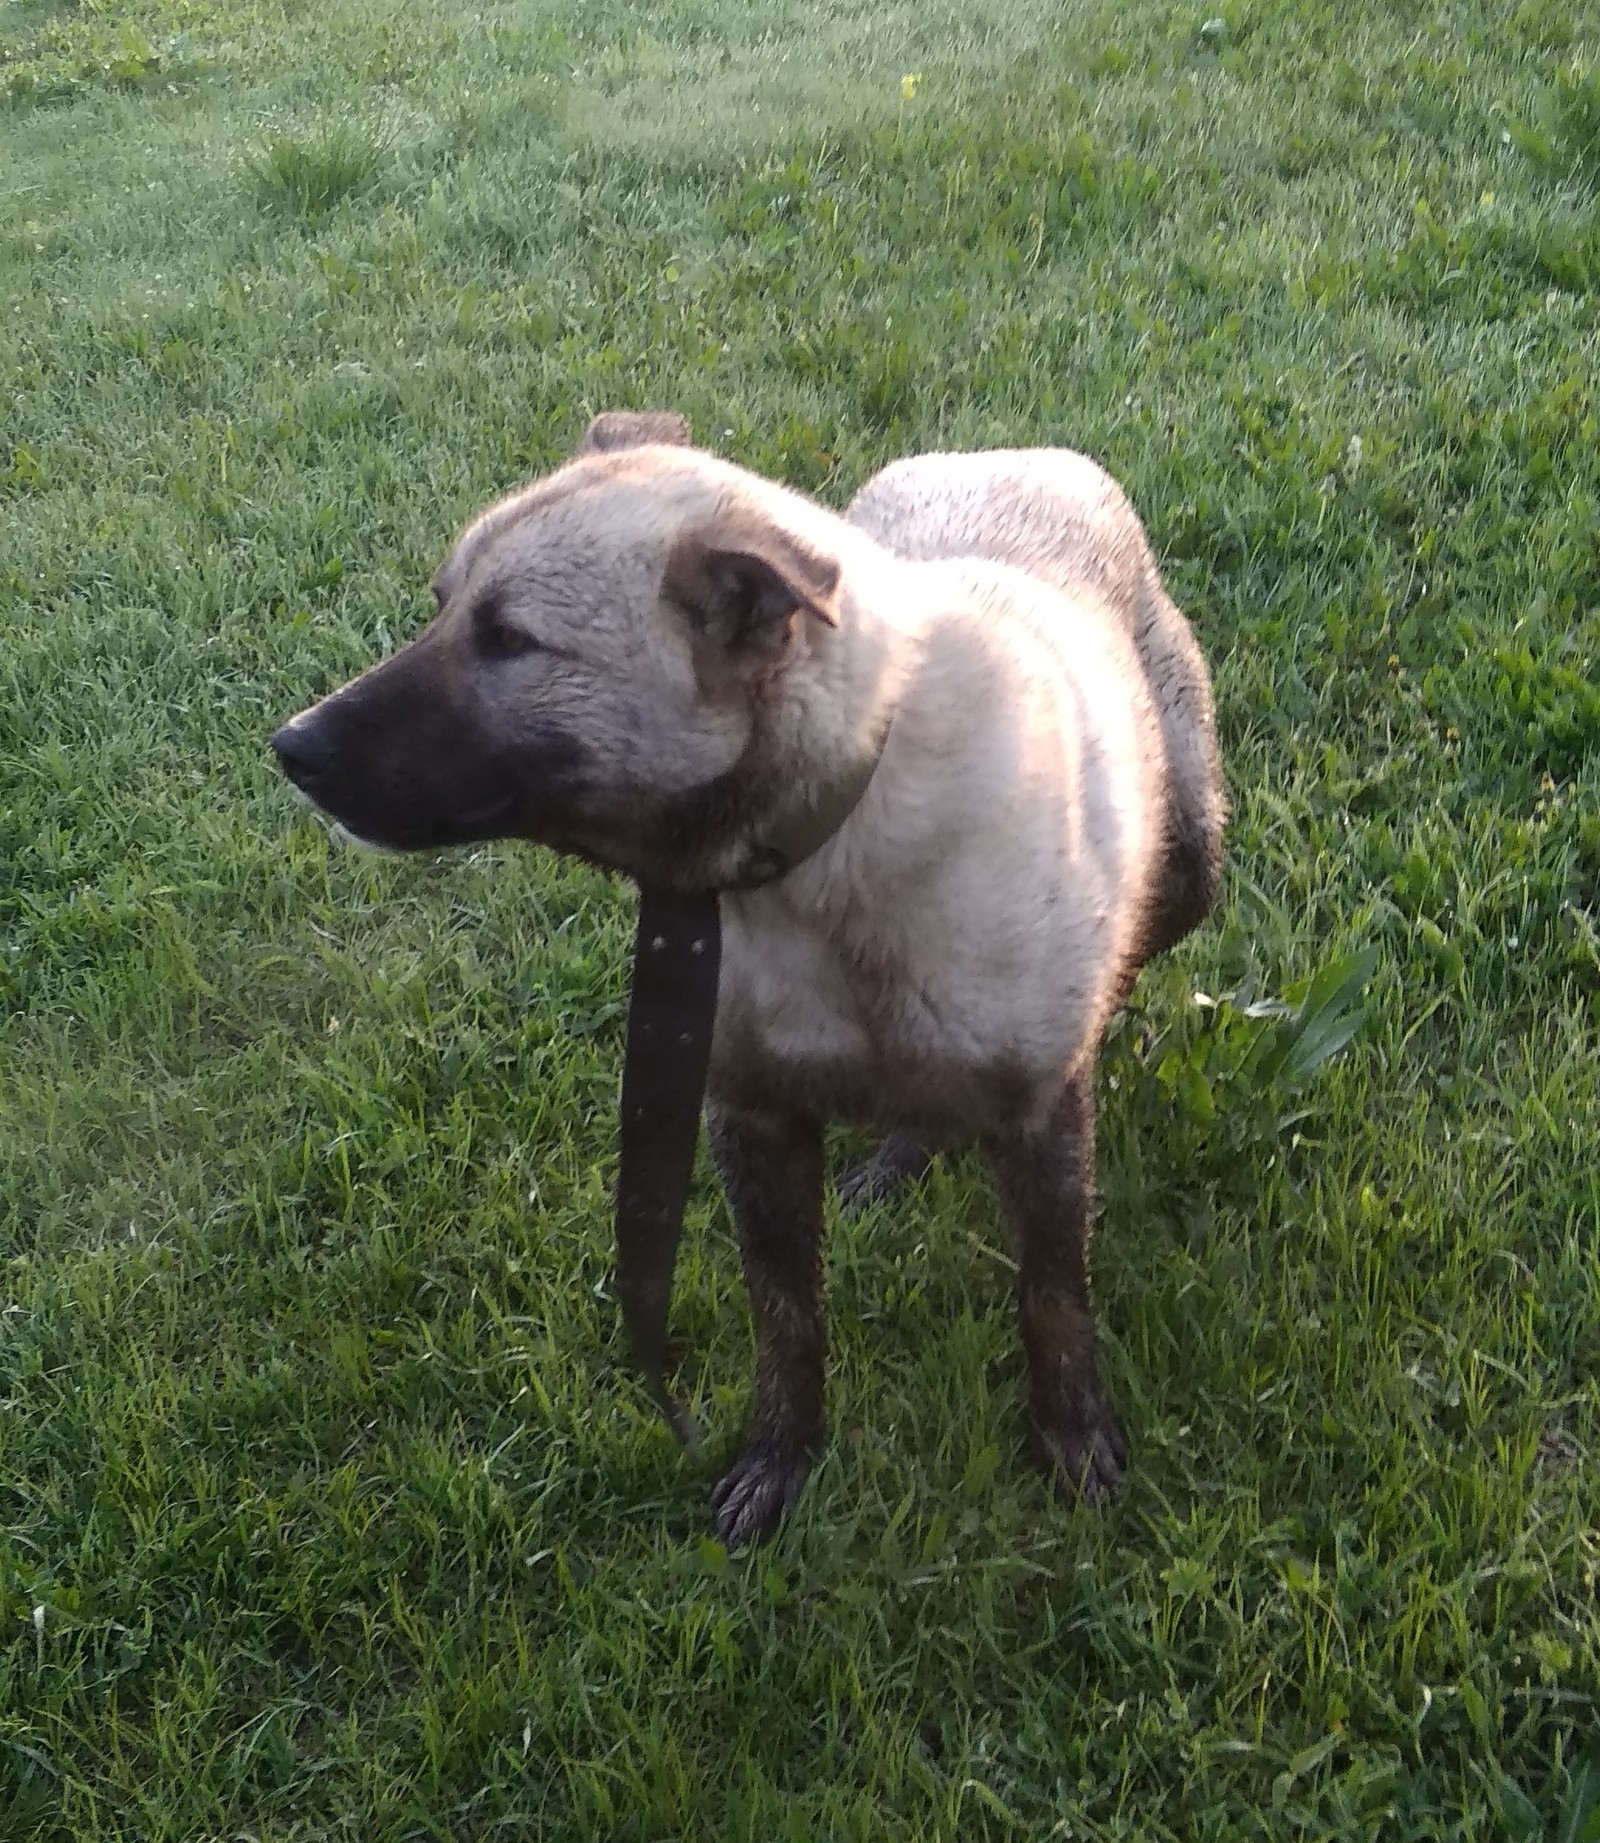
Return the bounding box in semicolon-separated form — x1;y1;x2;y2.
848;449;1223;955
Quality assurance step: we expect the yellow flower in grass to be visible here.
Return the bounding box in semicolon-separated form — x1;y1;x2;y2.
900;72;922;101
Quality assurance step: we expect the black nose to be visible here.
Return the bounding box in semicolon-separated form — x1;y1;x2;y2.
270;721;330;783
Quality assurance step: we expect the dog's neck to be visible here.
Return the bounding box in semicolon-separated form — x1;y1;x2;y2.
603;539;916;895
723;708;893;888
701;573;912;889
630;690;892;894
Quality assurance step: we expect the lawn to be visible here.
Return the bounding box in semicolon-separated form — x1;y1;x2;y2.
2;0;1598;1834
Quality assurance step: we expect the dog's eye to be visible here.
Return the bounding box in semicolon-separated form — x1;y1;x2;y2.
473;596;541;660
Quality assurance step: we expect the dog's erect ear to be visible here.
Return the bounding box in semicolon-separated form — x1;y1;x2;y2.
662;507;842;666
575;410;692;455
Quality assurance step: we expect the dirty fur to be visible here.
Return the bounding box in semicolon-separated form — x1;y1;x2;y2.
837;446;1226;1217
271;414;1222;1545
846;446;1224;954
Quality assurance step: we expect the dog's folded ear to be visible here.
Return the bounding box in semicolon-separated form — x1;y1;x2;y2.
575;410;692;454
662;508;842;665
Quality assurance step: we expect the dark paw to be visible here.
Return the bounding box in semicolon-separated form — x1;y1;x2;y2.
1038;1390;1129;1506
709;1440;813;1546
835;1133;933;1219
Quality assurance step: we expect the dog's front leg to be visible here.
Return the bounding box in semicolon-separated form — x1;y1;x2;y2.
988;1070;1129;1504
705;1098;826;1545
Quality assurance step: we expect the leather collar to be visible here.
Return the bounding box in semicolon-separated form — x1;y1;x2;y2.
729;715;893;889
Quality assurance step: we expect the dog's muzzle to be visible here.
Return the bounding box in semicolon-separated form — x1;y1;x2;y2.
270;718;331;791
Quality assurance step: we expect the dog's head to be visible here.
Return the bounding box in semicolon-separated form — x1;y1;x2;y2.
270;412;847;887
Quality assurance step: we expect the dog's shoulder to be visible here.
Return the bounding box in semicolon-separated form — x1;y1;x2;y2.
829;555;1163;901
887;550;1152;715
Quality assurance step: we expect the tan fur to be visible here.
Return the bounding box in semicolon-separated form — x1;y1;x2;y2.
847;447;1225;953
272;421;1219;1536
711;545;1160;1137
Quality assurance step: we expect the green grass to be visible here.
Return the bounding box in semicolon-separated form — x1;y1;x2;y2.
2;0;1598;1834
247;118;392;220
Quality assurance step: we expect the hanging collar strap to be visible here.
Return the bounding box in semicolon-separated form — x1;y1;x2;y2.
612;721;891;1439
613;887;720;1448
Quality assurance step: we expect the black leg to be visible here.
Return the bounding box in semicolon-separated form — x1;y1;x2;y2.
705;1099;826;1545
835;1131;934;1217
987;1070;1128;1504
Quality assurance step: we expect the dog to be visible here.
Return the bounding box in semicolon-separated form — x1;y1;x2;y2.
271;412;1223;1544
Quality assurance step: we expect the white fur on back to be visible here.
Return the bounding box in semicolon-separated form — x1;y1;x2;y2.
848;448;1151;614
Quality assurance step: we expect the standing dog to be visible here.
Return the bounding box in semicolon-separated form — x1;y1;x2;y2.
271;414;1223;1545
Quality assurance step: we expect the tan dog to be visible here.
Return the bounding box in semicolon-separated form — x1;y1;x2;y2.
272;414;1222;1544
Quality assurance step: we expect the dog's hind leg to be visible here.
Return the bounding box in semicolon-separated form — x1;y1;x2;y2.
705;1099;826;1545
835;1132;934;1217
987;1071;1128;1504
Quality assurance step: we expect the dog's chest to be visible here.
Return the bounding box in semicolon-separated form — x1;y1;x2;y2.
709;898;1045;1132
